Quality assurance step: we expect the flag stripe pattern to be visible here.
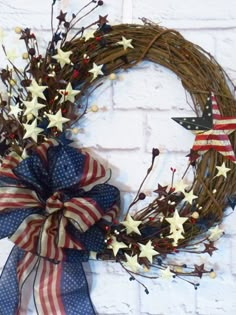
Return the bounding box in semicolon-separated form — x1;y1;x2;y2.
34;258;66;315
79;152;106;189
16;252;38;315
0;152;22;179
192;92;236;162
0;139;120;314
102;204;120;223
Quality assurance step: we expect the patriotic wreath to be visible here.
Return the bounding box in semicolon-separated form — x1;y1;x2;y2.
0;1;236;314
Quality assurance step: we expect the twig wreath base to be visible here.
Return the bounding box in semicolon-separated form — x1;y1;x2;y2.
66;22;236;282
0;1;236;312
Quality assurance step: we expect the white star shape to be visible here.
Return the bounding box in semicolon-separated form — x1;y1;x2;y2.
46;109;70;131
23;119;44;142
108;236;127;256
117;36;134;50
174;180;188;194
208;225;224;242
215;162;231;179
53;48;73;68
160;266;175;279
23;97;46;117
167;229;185;247
58;83;80;103
121;214;142;235
9;104;23;119
83;29;95;42
88;63;104;81
165;209;188;234
138;240;159;263
183;189;198;204
124;254;142;273
27;79;47;100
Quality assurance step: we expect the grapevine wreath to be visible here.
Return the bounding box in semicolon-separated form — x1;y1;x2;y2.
0;1;236;314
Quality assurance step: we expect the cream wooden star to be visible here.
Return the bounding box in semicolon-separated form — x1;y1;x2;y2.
83;29;95;42
160;266;175;279
23;97;46;117
208;225;224;241
27;79;47;100
23;119;44;142
121;214;142;235
58;83;80;103
215;162;231;179
183;189;198;204
138;240;159;263
46;109;70;131
88;63;104;81
124;254;142;273
108;236;127;256
53;48;73;68
9;104;22;119
117;36;134;50
165;209;188;234
167;229;185;247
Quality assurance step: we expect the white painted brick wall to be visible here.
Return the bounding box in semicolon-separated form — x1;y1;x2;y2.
0;0;236;314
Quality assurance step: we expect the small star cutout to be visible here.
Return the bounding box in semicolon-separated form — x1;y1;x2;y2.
53;48;73;68
183;189;198;205
228;196;236;210
23;97;46;117
46;109;70;132
160;266;175;279
194;264;205;278
23;119;44;142
88;63;104;81
138;240;159;263
124;254;142;273
153;184;168;197
203;242;218;256
121;214;142;235
53;33;62;45
165;209;188;234
56;10;67;24
58;83;80;103
98;15;109;27
117;36;134;50
167;229;185;247
215;162;231;178
208;225;224;242
83;29;95;42
9;104;23;119
27;79;47;100
186;149;200;165
108;236;127;256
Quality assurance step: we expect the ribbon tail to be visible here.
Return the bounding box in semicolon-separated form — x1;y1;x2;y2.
0;246;38;315
34;259;96;315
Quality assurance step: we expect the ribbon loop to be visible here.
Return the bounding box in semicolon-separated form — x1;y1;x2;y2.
0;139;120;313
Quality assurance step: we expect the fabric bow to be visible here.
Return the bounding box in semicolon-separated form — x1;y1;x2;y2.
0;139;120;314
